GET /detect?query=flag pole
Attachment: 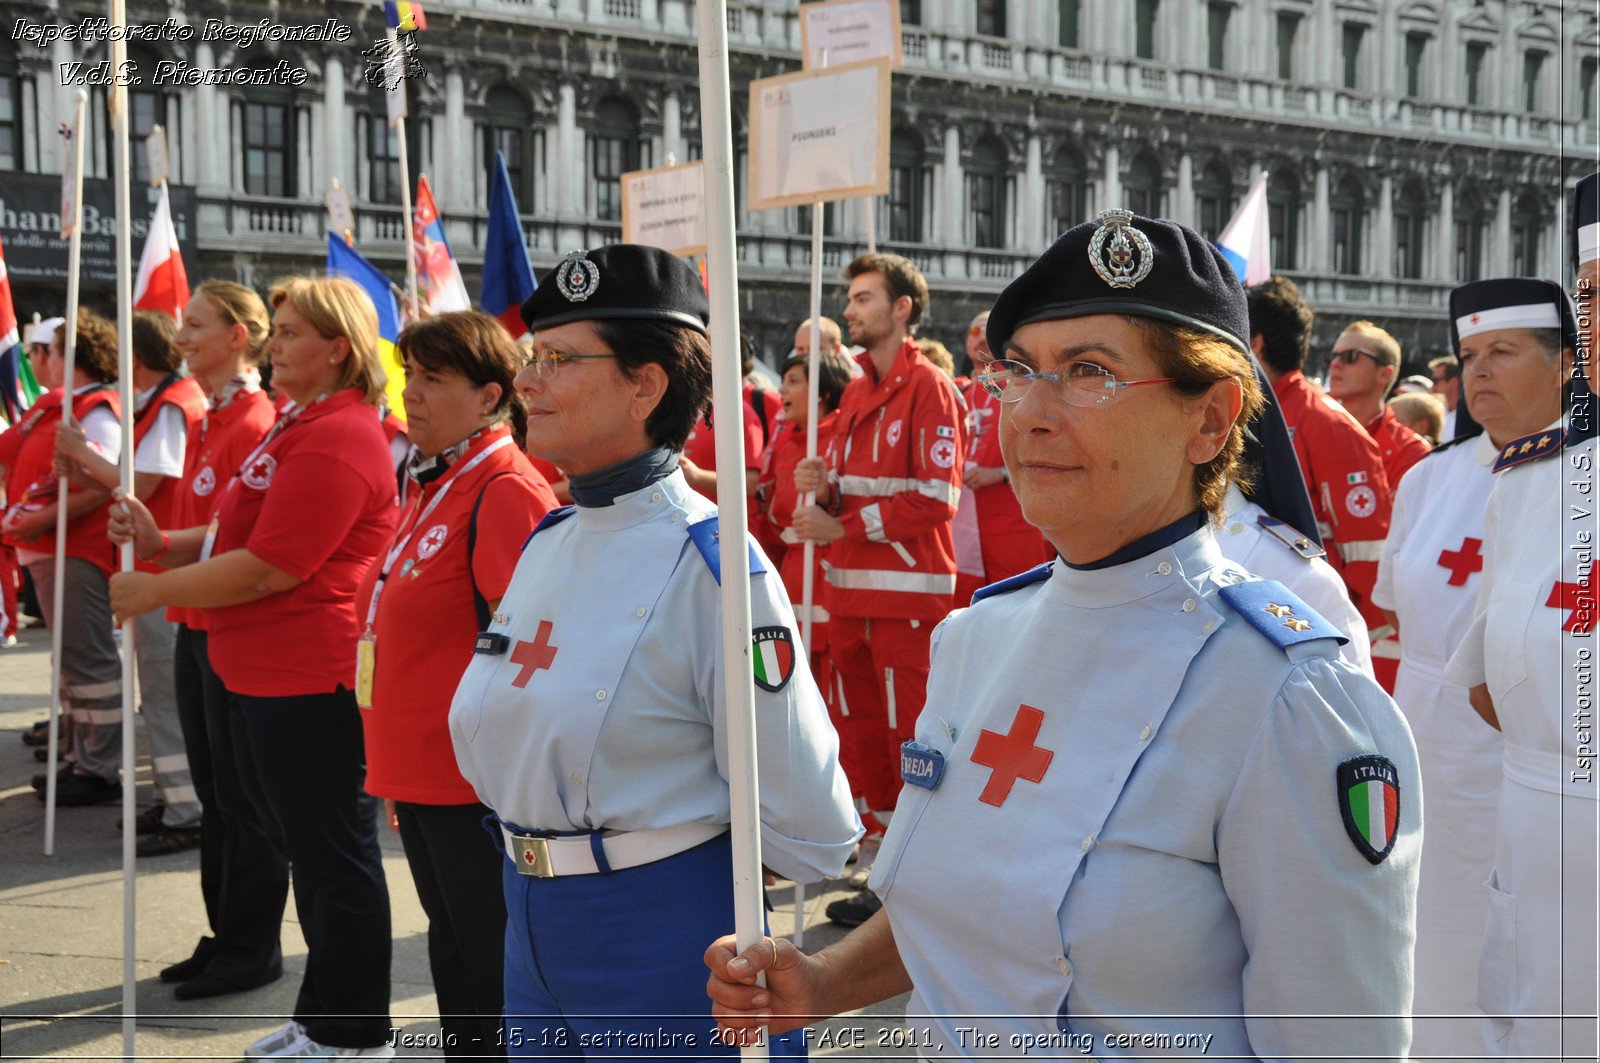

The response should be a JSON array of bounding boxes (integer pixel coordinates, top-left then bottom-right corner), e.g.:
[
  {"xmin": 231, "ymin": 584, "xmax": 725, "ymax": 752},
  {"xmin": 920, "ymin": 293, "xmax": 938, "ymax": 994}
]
[
  {"xmin": 43, "ymin": 89, "xmax": 89, "ymax": 858},
  {"xmin": 693, "ymin": 0, "xmax": 768, "ymax": 1056},
  {"xmin": 110, "ymin": 0, "xmax": 139, "ymax": 1051},
  {"xmin": 800, "ymin": 201, "xmax": 823, "ymax": 661},
  {"xmin": 385, "ymin": 30, "xmax": 419, "ymax": 321}
]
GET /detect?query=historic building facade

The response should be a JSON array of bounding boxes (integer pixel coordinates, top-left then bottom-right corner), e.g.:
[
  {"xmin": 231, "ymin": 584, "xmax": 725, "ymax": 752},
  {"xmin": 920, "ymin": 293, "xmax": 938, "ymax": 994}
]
[{"xmin": 2, "ymin": 0, "xmax": 1595, "ymax": 367}]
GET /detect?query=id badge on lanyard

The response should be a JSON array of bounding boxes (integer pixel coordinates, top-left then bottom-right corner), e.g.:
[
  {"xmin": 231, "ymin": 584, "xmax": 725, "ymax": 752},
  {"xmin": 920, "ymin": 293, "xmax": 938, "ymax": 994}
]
[{"xmin": 354, "ymin": 434, "xmax": 512, "ymax": 711}]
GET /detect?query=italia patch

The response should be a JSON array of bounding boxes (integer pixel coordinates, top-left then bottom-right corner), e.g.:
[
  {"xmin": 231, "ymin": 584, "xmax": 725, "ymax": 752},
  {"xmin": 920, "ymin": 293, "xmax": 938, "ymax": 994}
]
[
  {"xmin": 1337, "ymin": 755, "xmax": 1400, "ymax": 865},
  {"xmin": 752, "ymin": 626, "xmax": 795, "ymax": 692}
]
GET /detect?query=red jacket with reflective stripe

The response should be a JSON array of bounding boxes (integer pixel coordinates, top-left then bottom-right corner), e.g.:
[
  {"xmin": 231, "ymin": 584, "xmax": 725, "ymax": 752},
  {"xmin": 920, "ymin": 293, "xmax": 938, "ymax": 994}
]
[
  {"xmin": 2, "ymin": 387, "xmax": 122, "ymax": 573},
  {"xmin": 822, "ymin": 339, "xmax": 965, "ymax": 622},
  {"xmin": 1271, "ymin": 370, "xmax": 1392, "ymax": 614},
  {"xmin": 134, "ymin": 376, "xmax": 208, "ymax": 574},
  {"xmin": 1365, "ymin": 406, "xmax": 1432, "ymax": 492}
]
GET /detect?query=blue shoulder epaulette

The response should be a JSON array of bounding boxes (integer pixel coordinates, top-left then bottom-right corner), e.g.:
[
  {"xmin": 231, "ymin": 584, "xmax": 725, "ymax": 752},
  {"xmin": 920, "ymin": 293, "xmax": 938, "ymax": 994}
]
[
  {"xmin": 971, "ymin": 561, "xmax": 1054, "ymax": 604},
  {"xmin": 686, "ymin": 516, "xmax": 767, "ymax": 586},
  {"xmin": 1256, "ymin": 515, "xmax": 1325, "ymax": 561},
  {"xmin": 1493, "ymin": 427, "xmax": 1564, "ymax": 473},
  {"xmin": 523, "ymin": 505, "xmax": 576, "ymax": 549},
  {"xmin": 1217, "ymin": 579, "xmax": 1349, "ymax": 651}
]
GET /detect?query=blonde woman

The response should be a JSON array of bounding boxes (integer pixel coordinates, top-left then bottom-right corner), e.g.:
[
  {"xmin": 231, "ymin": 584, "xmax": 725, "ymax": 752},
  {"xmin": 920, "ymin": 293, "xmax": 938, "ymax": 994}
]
[{"xmin": 110, "ymin": 275, "xmax": 400, "ymax": 1059}]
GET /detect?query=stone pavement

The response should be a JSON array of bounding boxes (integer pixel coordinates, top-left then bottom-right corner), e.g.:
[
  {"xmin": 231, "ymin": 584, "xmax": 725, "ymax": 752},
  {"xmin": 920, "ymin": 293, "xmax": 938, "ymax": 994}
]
[{"xmin": 0, "ymin": 625, "xmax": 912, "ymax": 1060}]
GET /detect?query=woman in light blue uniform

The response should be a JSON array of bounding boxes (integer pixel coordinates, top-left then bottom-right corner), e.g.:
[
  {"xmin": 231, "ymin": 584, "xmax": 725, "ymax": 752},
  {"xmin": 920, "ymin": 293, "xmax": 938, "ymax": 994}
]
[
  {"xmin": 449, "ymin": 245, "xmax": 860, "ymax": 1058},
  {"xmin": 707, "ymin": 213, "xmax": 1421, "ymax": 1060}
]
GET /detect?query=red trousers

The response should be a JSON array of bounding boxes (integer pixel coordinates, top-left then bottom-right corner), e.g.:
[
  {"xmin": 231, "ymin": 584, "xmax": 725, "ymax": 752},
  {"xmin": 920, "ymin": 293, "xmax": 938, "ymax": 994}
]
[
  {"xmin": 827, "ymin": 615, "xmax": 933, "ymax": 814},
  {"xmin": 0, "ymin": 545, "xmax": 18, "ymax": 638}
]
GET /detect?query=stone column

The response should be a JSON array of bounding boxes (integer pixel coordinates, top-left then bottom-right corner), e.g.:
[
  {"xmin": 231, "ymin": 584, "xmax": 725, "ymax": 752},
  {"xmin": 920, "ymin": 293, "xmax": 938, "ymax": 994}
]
[
  {"xmin": 442, "ymin": 66, "xmax": 466, "ymax": 208},
  {"xmin": 322, "ymin": 53, "xmax": 346, "ymax": 199},
  {"xmin": 1311, "ymin": 164, "xmax": 1330, "ymax": 272},
  {"xmin": 557, "ymin": 81, "xmax": 578, "ymax": 216},
  {"xmin": 663, "ymin": 92, "xmax": 681, "ymax": 164},
  {"xmin": 1175, "ymin": 152, "xmax": 1194, "ymax": 227},
  {"xmin": 1435, "ymin": 180, "xmax": 1455, "ymax": 282},
  {"xmin": 1374, "ymin": 173, "xmax": 1393, "ymax": 277},
  {"xmin": 1102, "ymin": 142, "xmax": 1121, "ymax": 210},
  {"xmin": 1493, "ymin": 186, "xmax": 1511, "ymax": 269},
  {"xmin": 1023, "ymin": 133, "xmax": 1043, "ymax": 252},
  {"xmin": 942, "ymin": 123, "xmax": 963, "ymax": 246}
]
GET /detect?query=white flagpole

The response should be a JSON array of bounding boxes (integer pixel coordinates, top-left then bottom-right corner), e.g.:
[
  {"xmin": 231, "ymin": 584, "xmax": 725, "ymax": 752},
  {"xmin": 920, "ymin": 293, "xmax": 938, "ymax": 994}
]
[
  {"xmin": 110, "ymin": 0, "xmax": 138, "ymax": 1051},
  {"xmin": 865, "ymin": 198, "xmax": 877, "ymax": 254},
  {"xmin": 800, "ymin": 202, "xmax": 823, "ymax": 660},
  {"xmin": 43, "ymin": 90, "xmax": 89, "ymax": 858},
  {"xmin": 693, "ymin": 1, "xmax": 768, "ymax": 1057}
]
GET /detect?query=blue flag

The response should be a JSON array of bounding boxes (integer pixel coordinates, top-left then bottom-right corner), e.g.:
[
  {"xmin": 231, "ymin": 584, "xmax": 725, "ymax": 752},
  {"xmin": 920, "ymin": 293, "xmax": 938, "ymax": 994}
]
[{"xmin": 481, "ymin": 151, "xmax": 536, "ymax": 339}]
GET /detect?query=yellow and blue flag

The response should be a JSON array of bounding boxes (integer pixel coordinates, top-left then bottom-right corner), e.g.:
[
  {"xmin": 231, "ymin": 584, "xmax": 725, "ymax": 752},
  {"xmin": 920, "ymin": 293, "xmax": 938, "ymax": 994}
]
[{"xmin": 327, "ymin": 234, "xmax": 407, "ymax": 418}]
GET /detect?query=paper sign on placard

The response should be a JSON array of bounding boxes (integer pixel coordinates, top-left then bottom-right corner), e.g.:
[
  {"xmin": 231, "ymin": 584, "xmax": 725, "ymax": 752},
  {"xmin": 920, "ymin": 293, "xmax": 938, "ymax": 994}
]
[
  {"xmin": 327, "ymin": 180, "xmax": 355, "ymax": 238},
  {"xmin": 799, "ymin": 0, "xmax": 902, "ymax": 70},
  {"xmin": 747, "ymin": 58, "xmax": 891, "ymax": 212},
  {"xmin": 622, "ymin": 161, "xmax": 707, "ymax": 256},
  {"xmin": 145, "ymin": 126, "xmax": 169, "ymax": 187}
]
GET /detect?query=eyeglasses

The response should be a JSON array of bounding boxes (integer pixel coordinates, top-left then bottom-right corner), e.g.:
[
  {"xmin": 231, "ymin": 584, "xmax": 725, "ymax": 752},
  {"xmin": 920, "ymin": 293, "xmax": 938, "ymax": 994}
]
[
  {"xmin": 1332, "ymin": 348, "xmax": 1384, "ymax": 366},
  {"xmin": 978, "ymin": 358, "xmax": 1176, "ymax": 407},
  {"xmin": 968, "ymin": 325, "xmax": 986, "ymax": 337},
  {"xmin": 522, "ymin": 349, "xmax": 619, "ymax": 379}
]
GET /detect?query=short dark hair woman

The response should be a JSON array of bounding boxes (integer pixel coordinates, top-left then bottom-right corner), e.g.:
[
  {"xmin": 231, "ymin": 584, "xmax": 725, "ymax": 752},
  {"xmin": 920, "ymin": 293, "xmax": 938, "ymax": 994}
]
[
  {"xmin": 447, "ymin": 245, "xmax": 859, "ymax": 1057},
  {"xmin": 709, "ymin": 213, "xmax": 1421, "ymax": 1058},
  {"xmin": 357, "ymin": 311, "xmax": 559, "ymax": 1058}
]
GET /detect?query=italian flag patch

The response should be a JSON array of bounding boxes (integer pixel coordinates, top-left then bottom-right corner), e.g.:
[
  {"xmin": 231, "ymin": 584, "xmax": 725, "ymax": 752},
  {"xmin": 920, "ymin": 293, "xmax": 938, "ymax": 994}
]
[
  {"xmin": 752, "ymin": 626, "xmax": 796, "ymax": 693},
  {"xmin": 1336, "ymin": 755, "xmax": 1400, "ymax": 865}
]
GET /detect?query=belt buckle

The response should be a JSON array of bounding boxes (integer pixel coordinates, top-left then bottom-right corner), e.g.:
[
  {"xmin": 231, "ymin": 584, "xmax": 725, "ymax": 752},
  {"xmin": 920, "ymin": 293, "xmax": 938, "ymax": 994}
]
[{"xmin": 512, "ymin": 835, "xmax": 554, "ymax": 877}]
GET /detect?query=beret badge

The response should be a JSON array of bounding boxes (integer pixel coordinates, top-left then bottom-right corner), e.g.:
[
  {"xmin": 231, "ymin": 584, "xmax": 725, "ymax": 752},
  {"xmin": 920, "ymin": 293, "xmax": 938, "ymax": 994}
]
[
  {"xmin": 555, "ymin": 250, "xmax": 601, "ymax": 303},
  {"xmin": 1088, "ymin": 209, "xmax": 1154, "ymax": 290}
]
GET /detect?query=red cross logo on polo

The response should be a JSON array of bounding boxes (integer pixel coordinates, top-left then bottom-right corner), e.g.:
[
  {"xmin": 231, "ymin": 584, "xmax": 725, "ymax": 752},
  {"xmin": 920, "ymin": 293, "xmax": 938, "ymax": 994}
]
[
  {"xmin": 192, "ymin": 466, "xmax": 216, "ymax": 496},
  {"xmin": 1436, "ymin": 537, "xmax": 1484, "ymax": 587},
  {"xmin": 970, "ymin": 704, "xmax": 1054, "ymax": 807},
  {"xmin": 510, "ymin": 620, "xmax": 559, "ymax": 688},
  {"xmin": 886, "ymin": 419, "xmax": 903, "ymax": 448},
  {"xmin": 242, "ymin": 454, "xmax": 277, "ymax": 490},
  {"xmin": 416, "ymin": 523, "xmax": 449, "ymax": 559},
  {"xmin": 1344, "ymin": 485, "xmax": 1376, "ymax": 518},
  {"xmin": 1546, "ymin": 570, "xmax": 1597, "ymax": 633}
]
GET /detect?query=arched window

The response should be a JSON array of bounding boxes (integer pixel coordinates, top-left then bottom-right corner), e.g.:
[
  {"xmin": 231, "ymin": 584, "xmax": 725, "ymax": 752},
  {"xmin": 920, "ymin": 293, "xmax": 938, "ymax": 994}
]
[
  {"xmin": 483, "ymin": 86, "xmax": 533, "ymax": 206},
  {"xmin": 1049, "ymin": 144, "xmax": 1090, "ymax": 236},
  {"xmin": 1267, "ymin": 173, "xmax": 1301, "ymax": 270},
  {"xmin": 242, "ymin": 93, "xmax": 296, "ymax": 197},
  {"xmin": 1330, "ymin": 175, "xmax": 1366, "ymax": 275},
  {"xmin": 0, "ymin": 48, "xmax": 20, "ymax": 171},
  {"xmin": 975, "ymin": 0, "xmax": 1006, "ymax": 37},
  {"xmin": 1195, "ymin": 161, "xmax": 1232, "ymax": 240},
  {"xmin": 1453, "ymin": 186, "xmax": 1490, "ymax": 282},
  {"xmin": 1124, "ymin": 152, "xmax": 1163, "ymax": 217},
  {"xmin": 1511, "ymin": 193, "xmax": 1542, "ymax": 276},
  {"xmin": 968, "ymin": 136, "xmax": 1007, "ymax": 248},
  {"xmin": 1392, "ymin": 178, "xmax": 1428, "ymax": 279},
  {"xmin": 591, "ymin": 98, "xmax": 643, "ymax": 221},
  {"xmin": 888, "ymin": 127, "xmax": 926, "ymax": 243}
]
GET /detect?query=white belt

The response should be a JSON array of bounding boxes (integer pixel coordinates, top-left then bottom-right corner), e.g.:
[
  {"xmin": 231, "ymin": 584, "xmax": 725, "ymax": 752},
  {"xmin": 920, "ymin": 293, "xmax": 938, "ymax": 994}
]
[{"xmin": 499, "ymin": 820, "xmax": 725, "ymax": 877}]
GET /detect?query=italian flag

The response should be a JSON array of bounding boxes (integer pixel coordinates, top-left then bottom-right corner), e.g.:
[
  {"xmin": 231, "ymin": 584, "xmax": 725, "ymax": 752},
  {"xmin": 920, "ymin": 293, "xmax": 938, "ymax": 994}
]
[
  {"xmin": 1349, "ymin": 778, "xmax": 1398, "ymax": 851},
  {"xmin": 753, "ymin": 636, "xmax": 792, "ymax": 688}
]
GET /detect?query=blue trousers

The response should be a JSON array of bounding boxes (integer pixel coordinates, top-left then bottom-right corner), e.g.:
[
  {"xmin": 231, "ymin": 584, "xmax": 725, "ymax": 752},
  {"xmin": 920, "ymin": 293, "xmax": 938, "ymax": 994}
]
[{"xmin": 500, "ymin": 831, "xmax": 805, "ymax": 1060}]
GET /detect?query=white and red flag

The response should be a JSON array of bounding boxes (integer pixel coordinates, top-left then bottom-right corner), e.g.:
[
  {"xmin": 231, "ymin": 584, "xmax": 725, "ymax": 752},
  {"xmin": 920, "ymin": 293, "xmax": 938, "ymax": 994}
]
[
  {"xmin": 132, "ymin": 184, "xmax": 189, "ymax": 320},
  {"xmin": 413, "ymin": 175, "xmax": 471, "ymax": 314}
]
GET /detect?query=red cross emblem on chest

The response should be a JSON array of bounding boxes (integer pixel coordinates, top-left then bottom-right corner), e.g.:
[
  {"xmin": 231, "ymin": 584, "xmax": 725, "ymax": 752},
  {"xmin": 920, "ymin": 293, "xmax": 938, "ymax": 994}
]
[
  {"xmin": 1436, "ymin": 537, "xmax": 1484, "ymax": 586},
  {"xmin": 970, "ymin": 704, "xmax": 1054, "ymax": 807},
  {"xmin": 510, "ymin": 620, "xmax": 559, "ymax": 688},
  {"xmin": 1546, "ymin": 571, "xmax": 1597, "ymax": 634}
]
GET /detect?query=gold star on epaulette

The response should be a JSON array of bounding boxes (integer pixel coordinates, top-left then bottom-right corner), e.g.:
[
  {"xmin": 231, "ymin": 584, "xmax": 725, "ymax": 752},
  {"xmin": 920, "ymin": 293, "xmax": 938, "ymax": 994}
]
[
  {"xmin": 1520, "ymin": 440, "xmax": 1536, "ymax": 454},
  {"xmin": 1538, "ymin": 435, "xmax": 1554, "ymax": 448},
  {"xmin": 1283, "ymin": 618, "xmax": 1312, "ymax": 632},
  {"xmin": 1265, "ymin": 603, "xmax": 1292, "ymax": 617},
  {"xmin": 1504, "ymin": 445, "xmax": 1517, "ymax": 459}
]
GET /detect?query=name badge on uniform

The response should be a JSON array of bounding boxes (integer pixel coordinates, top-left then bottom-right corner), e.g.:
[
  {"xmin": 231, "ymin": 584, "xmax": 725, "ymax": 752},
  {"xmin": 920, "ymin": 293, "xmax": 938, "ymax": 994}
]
[
  {"xmin": 354, "ymin": 630, "xmax": 376, "ymax": 709},
  {"xmin": 475, "ymin": 632, "xmax": 510, "ymax": 655},
  {"xmin": 901, "ymin": 741, "xmax": 945, "ymax": 790},
  {"xmin": 199, "ymin": 516, "xmax": 220, "ymax": 562}
]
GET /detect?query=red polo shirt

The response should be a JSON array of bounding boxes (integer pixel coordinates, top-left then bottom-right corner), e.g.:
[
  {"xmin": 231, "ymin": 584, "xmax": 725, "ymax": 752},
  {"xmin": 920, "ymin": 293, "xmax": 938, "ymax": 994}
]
[
  {"xmin": 1365, "ymin": 405, "xmax": 1432, "ymax": 490},
  {"xmin": 205, "ymin": 389, "xmax": 400, "ymax": 697},
  {"xmin": 355, "ymin": 428, "xmax": 557, "ymax": 804},
  {"xmin": 166, "ymin": 388, "xmax": 277, "ymax": 629}
]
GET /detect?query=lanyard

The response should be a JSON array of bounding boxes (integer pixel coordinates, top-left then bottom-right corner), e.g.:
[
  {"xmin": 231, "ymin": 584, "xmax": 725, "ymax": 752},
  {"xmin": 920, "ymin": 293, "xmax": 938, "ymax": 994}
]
[{"xmin": 363, "ymin": 434, "xmax": 513, "ymax": 630}]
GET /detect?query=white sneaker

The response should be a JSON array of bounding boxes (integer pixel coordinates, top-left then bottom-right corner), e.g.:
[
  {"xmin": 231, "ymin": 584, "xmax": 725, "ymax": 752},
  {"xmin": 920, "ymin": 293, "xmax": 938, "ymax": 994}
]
[
  {"xmin": 0, "ymin": 634, "xmax": 17, "ymax": 647},
  {"xmin": 266, "ymin": 1037, "xmax": 395, "ymax": 1059},
  {"xmin": 245, "ymin": 1021, "xmax": 306, "ymax": 1060}
]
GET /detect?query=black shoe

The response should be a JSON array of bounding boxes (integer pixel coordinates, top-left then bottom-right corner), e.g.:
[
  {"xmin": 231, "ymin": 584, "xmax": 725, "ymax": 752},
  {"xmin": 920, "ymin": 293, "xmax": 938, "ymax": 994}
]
[
  {"xmin": 31, "ymin": 765, "xmax": 73, "ymax": 791},
  {"xmin": 42, "ymin": 771, "xmax": 120, "ymax": 806},
  {"xmin": 33, "ymin": 744, "xmax": 67, "ymax": 762},
  {"xmin": 118, "ymin": 804, "xmax": 167, "ymax": 835},
  {"xmin": 160, "ymin": 940, "xmax": 219, "ymax": 984},
  {"xmin": 173, "ymin": 964, "xmax": 282, "ymax": 1001},
  {"xmin": 22, "ymin": 721, "xmax": 50, "ymax": 746},
  {"xmin": 137, "ymin": 826, "xmax": 201, "ymax": 857},
  {"xmin": 825, "ymin": 889, "xmax": 882, "ymax": 929}
]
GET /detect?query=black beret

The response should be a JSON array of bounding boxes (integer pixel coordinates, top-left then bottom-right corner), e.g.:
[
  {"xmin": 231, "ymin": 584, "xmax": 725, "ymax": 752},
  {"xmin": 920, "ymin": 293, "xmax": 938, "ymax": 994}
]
[
  {"xmin": 1574, "ymin": 171, "xmax": 1598, "ymax": 272},
  {"xmin": 986, "ymin": 209, "xmax": 1251, "ymax": 357},
  {"xmin": 521, "ymin": 245, "xmax": 710, "ymax": 336}
]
